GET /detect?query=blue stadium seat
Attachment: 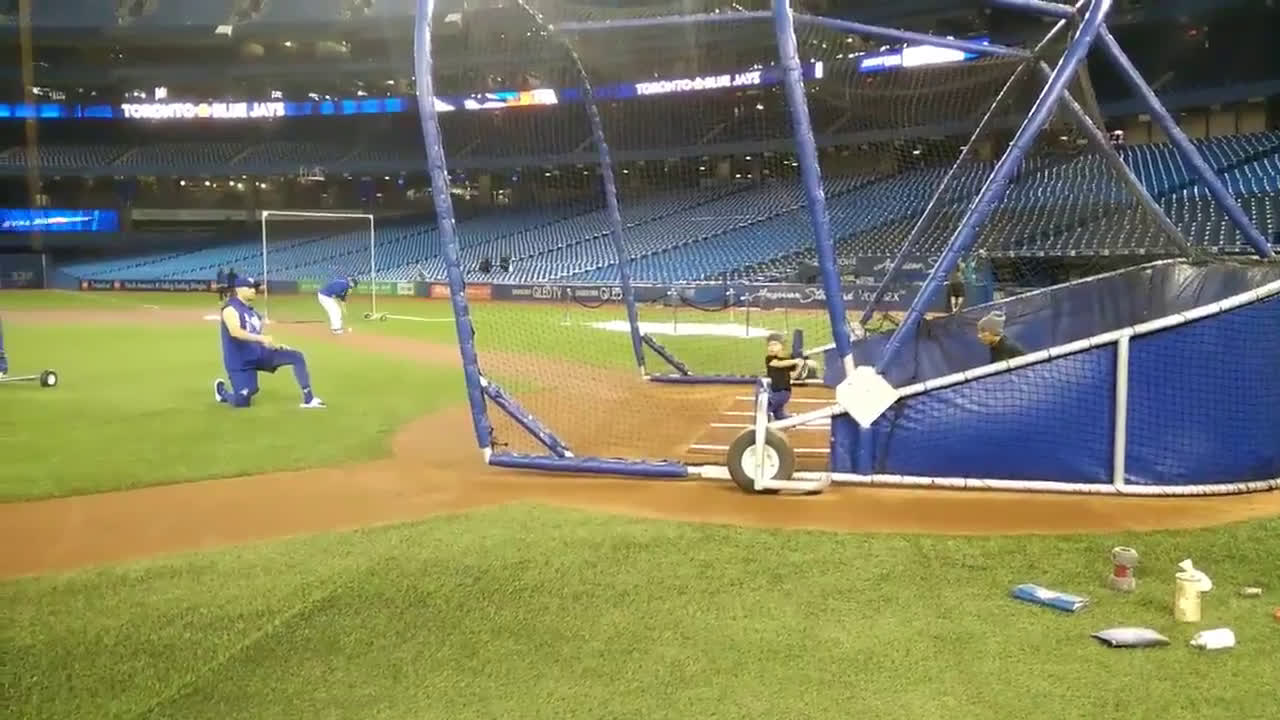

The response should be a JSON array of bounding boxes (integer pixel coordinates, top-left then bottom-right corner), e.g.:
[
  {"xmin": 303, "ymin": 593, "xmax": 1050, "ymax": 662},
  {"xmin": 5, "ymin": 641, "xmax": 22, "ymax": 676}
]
[{"xmin": 57, "ymin": 131, "xmax": 1280, "ymax": 286}]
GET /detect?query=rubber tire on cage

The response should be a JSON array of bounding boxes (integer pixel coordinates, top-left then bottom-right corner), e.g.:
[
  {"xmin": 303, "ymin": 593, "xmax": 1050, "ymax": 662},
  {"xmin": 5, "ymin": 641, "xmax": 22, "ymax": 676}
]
[
  {"xmin": 379, "ymin": 313, "xmax": 389, "ymax": 322},
  {"xmin": 363, "ymin": 312, "xmax": 373, "ymax": 320},
  {"xmin": 39, "ymin": 369, "xmax": 58, "ymax": 389},
  {"xmin": 726, "ymin": 428, "xmax": 795, "ymax": 494}
]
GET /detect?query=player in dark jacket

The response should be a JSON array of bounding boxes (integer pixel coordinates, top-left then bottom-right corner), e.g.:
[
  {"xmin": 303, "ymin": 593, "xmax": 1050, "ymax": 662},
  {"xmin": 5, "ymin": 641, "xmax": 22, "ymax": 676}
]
[{"xmin": 977, "ymin": 310, "xmax": 1026, "ymax": 363}]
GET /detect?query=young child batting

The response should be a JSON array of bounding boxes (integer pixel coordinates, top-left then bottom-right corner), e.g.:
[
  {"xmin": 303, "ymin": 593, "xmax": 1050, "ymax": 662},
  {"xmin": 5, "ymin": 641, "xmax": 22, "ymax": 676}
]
[{"xmin": 764, "ymin": 333, "xmax": 808, "ymax": 421}]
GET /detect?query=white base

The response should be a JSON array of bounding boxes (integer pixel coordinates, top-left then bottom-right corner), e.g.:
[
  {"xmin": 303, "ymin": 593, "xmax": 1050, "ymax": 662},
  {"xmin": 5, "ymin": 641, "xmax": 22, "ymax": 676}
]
[
  {"xmin": 690, "ymin": 466, "xmax": 1279, "ymax": 496},
  {"xmin": 790, "ymin": 471, "xmax": 1280, "ymax": 496},
  {"xmin": 758, "ymin": 476, "xmax": 832, "ymax": 493},
  {"xmin": 691, "ymin": 465, "xmax": 832, "ymax": 493}
]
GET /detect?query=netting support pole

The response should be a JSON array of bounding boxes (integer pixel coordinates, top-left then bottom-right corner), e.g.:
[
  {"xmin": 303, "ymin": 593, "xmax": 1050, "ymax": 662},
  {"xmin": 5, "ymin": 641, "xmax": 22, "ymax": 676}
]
[
  {"xmin": 577, "ymin": 92, "xmax": 647, "ymax": 372},
  {"xmin": 1036, "ymin": 63, "xmax": 1194, "ymax": 256},
  {"xmin": 772, "ymin": 0, "xmax": 854, "ymax": 370},
  {"xmin": 1094, "ymin": 28, "xmax": 1274, "ymax": 259},
  {"xmin": 517, "ymin": 1, "xmax": 647, "ymax": 373},
  {"xmin": 991, "ymin": 0, "xmax": 1274, "ymax": 258},
  {"xmin": 875, "ymin": 0, "xmax": 1112, "ymax": 376},
  {"xmin": 860, "ymin": 3, "xmax": 1082, "ymax": 326},
  {"xmin": 413, "ymin": 0, "xmax": 493, "ymax": 451}
]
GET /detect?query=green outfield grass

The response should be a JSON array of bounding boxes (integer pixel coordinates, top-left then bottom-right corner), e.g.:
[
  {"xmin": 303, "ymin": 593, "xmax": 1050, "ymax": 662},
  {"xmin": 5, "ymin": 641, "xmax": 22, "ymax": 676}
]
[
  {"xmin": 0, "ymin": 305, "xmax": 461, "ymax": 500},
  {"xmin": 5, "ymin": 505, "xmax": 1278, "ymax": 720},
  {"xmin": 4, "ymin": 288, "xmax": 857, "ymax": 377}
]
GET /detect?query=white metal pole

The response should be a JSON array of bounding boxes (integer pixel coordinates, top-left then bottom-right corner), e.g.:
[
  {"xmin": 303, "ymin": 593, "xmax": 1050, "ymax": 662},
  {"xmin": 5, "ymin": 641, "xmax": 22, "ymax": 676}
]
[
  {"xmin": 260, "ymin": 210, "xmax": 270, "ymax": 322},
  {"xmin": 368, "ymin": 214, "xmax": 377, "ymax": 317},
  {"xmin": 40, "ymin": 252, "xmax": 47, "ymax": 289},
  {"xmin": 1112, "ymin": 334, "xmax": 1131, "ymax": 488},
  {"xmin": 754, "ymin": 379, "xmax": 770, "ymax": 491}
]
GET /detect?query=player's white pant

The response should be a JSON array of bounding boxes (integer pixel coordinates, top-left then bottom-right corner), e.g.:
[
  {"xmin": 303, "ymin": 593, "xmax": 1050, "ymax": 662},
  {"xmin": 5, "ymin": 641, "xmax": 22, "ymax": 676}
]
[{"xmin": 317, "ymin": 293, "xmax": 344, "ymax": 331}]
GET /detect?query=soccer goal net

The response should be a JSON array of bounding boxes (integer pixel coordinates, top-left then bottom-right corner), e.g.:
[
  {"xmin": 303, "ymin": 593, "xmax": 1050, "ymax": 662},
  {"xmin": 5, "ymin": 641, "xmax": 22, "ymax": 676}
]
[{"xmin": 258, "ymin": 210, "xmax": 377, "ymax": 326}]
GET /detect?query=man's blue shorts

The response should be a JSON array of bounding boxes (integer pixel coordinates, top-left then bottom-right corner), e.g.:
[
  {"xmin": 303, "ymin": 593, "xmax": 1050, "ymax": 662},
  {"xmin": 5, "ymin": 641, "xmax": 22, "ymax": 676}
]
[{"xmin": 228, "ymin": 348, "xmax": 298, "ymax": 398}]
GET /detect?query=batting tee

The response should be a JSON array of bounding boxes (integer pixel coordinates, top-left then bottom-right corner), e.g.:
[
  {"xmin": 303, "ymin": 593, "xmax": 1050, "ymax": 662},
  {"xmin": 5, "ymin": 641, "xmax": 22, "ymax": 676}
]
[{"xmin": 414, "ymin": 0, "xmax": 1280, "ymax": 494}]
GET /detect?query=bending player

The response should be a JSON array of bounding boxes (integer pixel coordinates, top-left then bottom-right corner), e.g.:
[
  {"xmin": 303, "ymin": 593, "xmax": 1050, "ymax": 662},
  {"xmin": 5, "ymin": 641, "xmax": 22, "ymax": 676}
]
[
  {"xmin": 317, "ymin": 275, "xmax": 357, "ymax": 334},
  {"xmin": 214, "ymin": 276, "xmax": 325, "ymax": 408}
]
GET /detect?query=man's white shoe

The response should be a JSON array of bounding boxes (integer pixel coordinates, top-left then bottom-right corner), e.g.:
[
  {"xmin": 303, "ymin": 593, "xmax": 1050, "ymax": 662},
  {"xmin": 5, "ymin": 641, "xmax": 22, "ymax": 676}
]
[
  {"xmin": 301, "ymin": 397, "xmax": 327, "ymax": 408},
  {"xmin": 213, "ymin": 378, "xmax": 228, "ymax": 403}
]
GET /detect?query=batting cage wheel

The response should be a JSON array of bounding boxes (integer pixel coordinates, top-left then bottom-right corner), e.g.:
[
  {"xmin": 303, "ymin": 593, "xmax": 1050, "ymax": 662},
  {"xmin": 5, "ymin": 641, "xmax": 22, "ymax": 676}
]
[
  {"xmin": 726, "ymin": 428, "xmax": 795, "ymax": 494},
  {"xmin": 0, "ymin": 369, "xmax": 59, "ymax": 388},
  {"xmin": 362, "ymin": 312, "xmax": 390, "ymax": 321}
]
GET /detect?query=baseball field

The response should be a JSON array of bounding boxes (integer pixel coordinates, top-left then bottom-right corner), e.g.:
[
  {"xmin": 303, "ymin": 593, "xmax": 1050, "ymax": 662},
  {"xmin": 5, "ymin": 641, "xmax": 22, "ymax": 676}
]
[{"xmin": 3, "ymin": 288, "xmax": 1279, "ymax": 719}]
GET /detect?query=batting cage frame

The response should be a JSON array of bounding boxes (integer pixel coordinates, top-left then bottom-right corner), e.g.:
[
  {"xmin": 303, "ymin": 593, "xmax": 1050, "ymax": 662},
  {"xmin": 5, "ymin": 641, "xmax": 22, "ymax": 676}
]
[{"xmin": 414, "ymin": 0, "xmax": 1279, "ymax": 494}]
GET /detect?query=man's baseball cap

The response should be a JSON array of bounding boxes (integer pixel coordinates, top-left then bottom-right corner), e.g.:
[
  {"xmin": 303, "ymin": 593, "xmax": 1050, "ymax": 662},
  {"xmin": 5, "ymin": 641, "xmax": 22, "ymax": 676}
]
[{"xmin": 233, "ymin": 276, "xmax": 261, "ymax": 288}]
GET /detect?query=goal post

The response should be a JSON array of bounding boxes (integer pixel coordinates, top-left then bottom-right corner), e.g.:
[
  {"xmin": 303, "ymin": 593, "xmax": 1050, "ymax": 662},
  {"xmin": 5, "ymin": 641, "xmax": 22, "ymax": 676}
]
[{"xmin": 258, "ymin": 210, "xmax": 377, "ymax": 325}]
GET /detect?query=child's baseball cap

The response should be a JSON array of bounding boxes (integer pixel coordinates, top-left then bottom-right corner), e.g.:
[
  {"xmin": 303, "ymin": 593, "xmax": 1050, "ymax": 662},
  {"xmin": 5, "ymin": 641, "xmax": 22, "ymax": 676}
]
[{"xmin": 233, "ymin": 276, "xmax": 261, "ymax": 288}]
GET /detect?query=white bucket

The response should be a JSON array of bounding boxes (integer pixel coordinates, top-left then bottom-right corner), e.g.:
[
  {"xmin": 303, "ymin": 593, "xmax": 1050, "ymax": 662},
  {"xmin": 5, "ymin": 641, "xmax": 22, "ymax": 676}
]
[{"xmin": 1174, "ymin": 571, "xmax": 1203, "ymax": 623}]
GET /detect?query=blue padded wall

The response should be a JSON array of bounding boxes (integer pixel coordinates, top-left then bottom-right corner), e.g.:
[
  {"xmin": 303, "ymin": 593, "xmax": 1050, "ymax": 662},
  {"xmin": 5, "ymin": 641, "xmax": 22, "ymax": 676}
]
[
  {"xmin": 880, "ymin": 261, "xmax": 1280, "ymax": 386},
  {"xmin": 1123, "ymin": 293, "xmax": 1280, "ymax": 485},
  {"xmin": 833, "ymin": 343, "xmax": 1118, "ymax": 484},
  {"xmin": 831, "ymin": 290, "xmax": 1279, "ymax": 487}
]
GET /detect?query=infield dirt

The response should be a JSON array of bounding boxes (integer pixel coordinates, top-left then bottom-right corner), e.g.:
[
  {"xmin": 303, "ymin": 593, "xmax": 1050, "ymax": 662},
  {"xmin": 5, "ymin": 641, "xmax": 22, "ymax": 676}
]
[{"xmin": 3, "ymin": 307, "xmax": 1279, "ymax": 578}]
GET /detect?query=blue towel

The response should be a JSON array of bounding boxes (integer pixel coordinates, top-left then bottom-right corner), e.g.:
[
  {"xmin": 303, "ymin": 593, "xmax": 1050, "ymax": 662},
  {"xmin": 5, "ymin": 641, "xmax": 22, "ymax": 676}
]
[{"xmin": 1011, "ymin": 583, "xmax": 1089, "ymax": 613}]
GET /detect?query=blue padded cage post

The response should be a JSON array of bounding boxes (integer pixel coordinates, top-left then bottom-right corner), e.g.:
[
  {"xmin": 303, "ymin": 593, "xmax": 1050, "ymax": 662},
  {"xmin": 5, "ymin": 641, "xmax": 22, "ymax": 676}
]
[
  {"xmin": 857, "ymin": 8, "xmax": 1076, "ymax": 327},
  {"xmin": 414, "ymin": 0, "xmax": 691, "ymax": 480},
  {"xmin": 1096, "ymin": 27, "xmax": 1274, "ymax": 259},
  {"xmin": 481, "ymin": 379, "xmax": 572, "ymax": 458},
  {"xmin": 513, "ymin": 0, "xmax": 648, "ymax": 372},
  {"xmin": 1037, "ymin": 64, "xmax": 1194, "ymax": 256},
  {"xmin": 772, "ymin": 0, "xmax": 854, "ymax": 370},
  {"xmin": 641, "ymin": 334, "xmax": 692, "ymax": 376},
  {"xmin": 989, "ymin": 0, "xmax": 1275, "ymax": 258},
  {"xmin": 875, "ymin": 0, "xmax": 1113, "ymax": 378},
  {"xmin": 412, "ymin": 0, "xmax": 492, "ymax": 451}
]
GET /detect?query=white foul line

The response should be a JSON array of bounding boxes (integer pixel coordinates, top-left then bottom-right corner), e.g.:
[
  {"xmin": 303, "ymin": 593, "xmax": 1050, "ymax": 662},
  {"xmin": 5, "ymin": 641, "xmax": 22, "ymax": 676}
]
[{"xmin": 385, "ymin": 314, "xmax": 453, "ymax": 323}]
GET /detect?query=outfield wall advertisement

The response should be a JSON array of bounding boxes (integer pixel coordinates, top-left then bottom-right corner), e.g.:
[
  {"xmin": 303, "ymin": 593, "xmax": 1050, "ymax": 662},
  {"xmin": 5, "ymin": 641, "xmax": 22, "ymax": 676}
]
[
  {"xmin": 477, "ymin": 282, "xmax": 942, "ymax": 312},
  {"xmin": 79, "ymin": 279, "xmax": 217, "ymax": 292},
  {"xmin": 68, "ymin": 278, "xmax": 941, "ymax": 312}
]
